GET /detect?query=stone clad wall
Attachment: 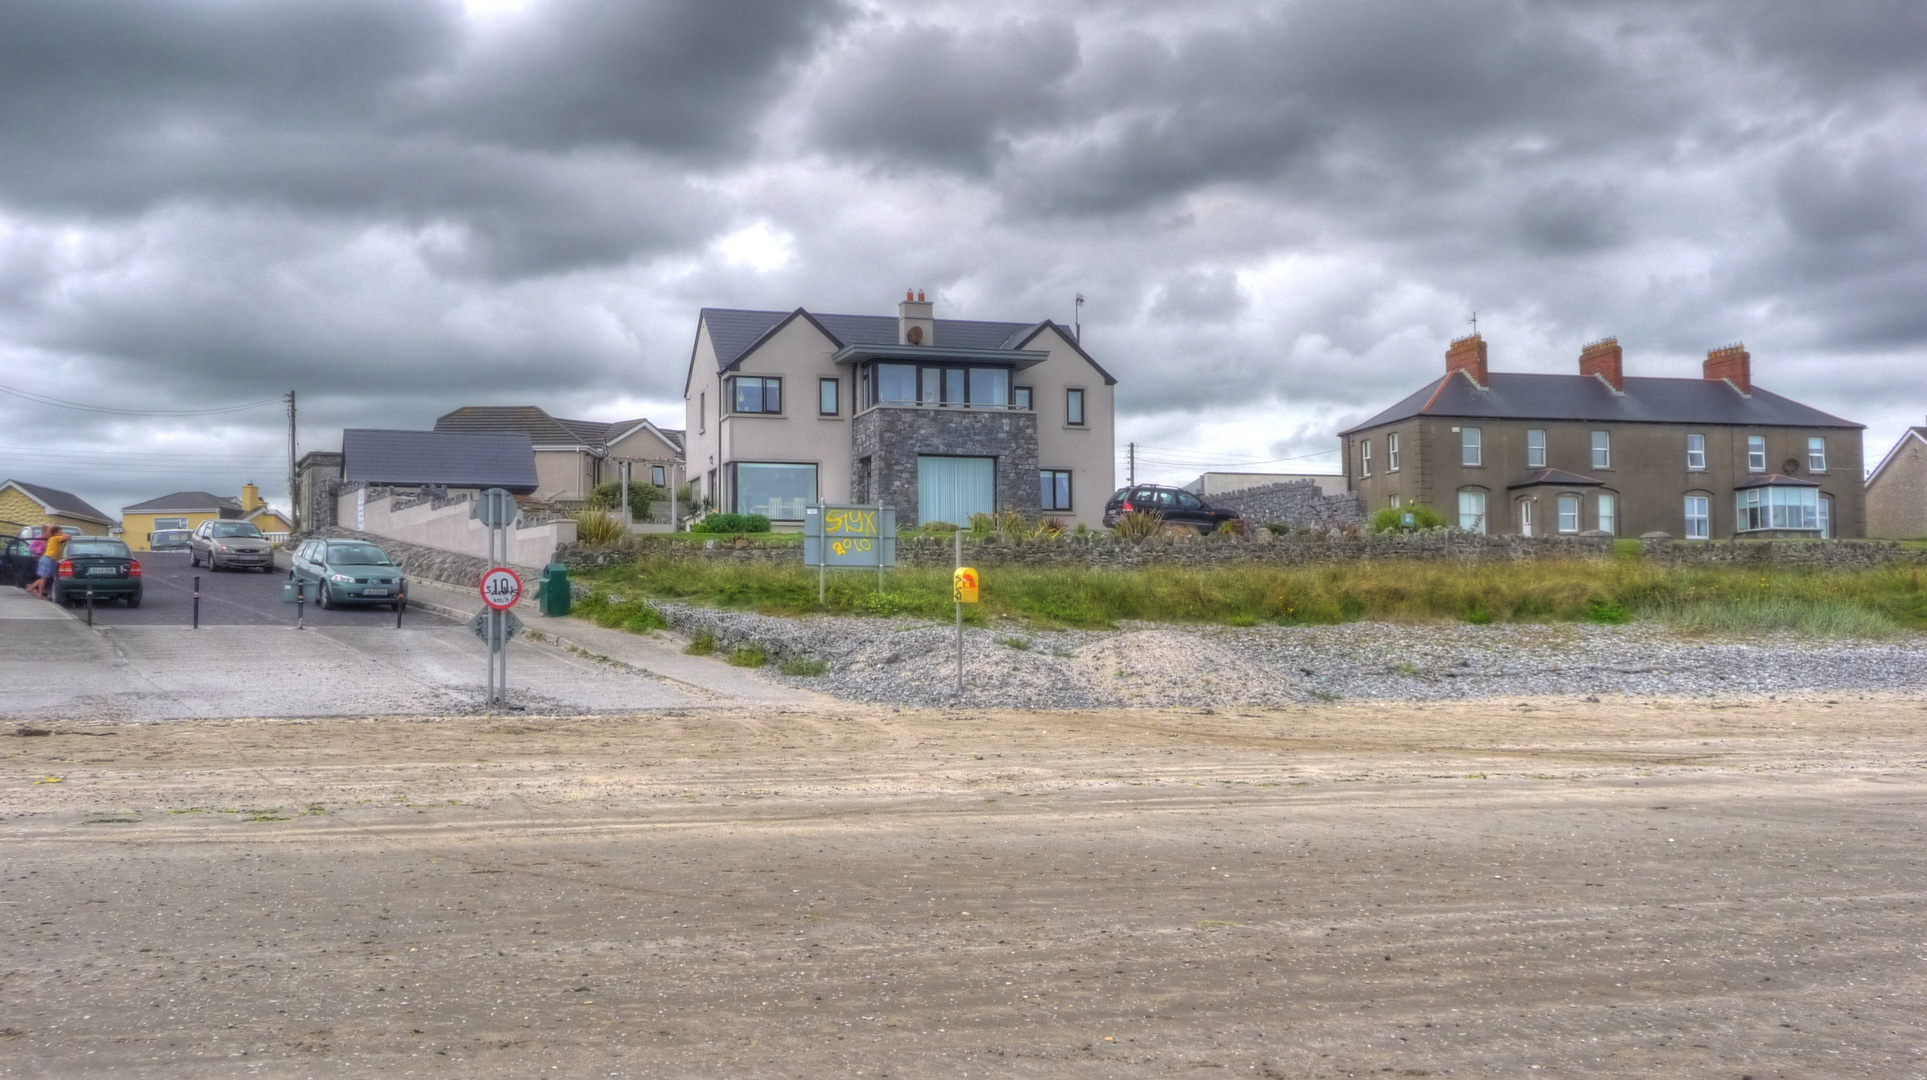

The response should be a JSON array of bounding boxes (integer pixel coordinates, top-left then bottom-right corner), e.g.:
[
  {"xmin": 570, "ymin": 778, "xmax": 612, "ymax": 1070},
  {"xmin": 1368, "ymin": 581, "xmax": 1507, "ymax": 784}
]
[
  {"xmin": 1639, "ymin": 537, "xmax": 1927, "ymax": 568},
  {"xmin": 1210, "ymin": 480, "xmax": 1366, "ymax": 530},
  {"xmin": 852, "ymin": 407, "xmax": 1038, "ymax": 525}
]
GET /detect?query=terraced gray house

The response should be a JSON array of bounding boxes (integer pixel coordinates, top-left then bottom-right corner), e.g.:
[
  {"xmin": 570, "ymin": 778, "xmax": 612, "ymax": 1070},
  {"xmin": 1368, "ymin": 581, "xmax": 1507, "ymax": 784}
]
[
  {"xmin": 1339, "ymin": 336, "xmax": 1865, "ymax": 539},
  {"xmin": 681, "ymin": 293, "xmax": 1116, "ymax": 529}
]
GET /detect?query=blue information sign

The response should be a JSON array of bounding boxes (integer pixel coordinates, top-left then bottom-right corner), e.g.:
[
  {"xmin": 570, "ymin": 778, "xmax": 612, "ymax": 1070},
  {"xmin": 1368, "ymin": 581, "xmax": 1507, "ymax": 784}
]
[{"xmin": 803, "ymin": 504, "xmax": 896, "ymax": 569}]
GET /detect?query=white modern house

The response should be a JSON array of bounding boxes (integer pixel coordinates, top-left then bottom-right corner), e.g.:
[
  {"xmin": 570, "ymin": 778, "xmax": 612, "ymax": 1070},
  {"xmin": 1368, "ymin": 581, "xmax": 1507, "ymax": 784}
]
[{"xmin": 681, "ymin": 292, "xmax": 1116, "ymax": 529}]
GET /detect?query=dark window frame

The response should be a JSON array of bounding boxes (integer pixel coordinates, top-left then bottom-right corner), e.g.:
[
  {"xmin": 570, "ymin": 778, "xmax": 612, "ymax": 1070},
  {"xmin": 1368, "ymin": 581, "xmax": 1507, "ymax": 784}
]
[
  {"xmin": 730, "ymin": 375, "xmax": 783, "ymax": 415},
  {"xmin": 818, "ymin": 377, "xmax": 840, "ymax": 417},
  {"xmin": 1040, "ymin": 469, "xmax": 1073, "ymax": 512},
  {"xmin": 1066, "ymin": 387, "xmax": 1086, "ymax": 426}
]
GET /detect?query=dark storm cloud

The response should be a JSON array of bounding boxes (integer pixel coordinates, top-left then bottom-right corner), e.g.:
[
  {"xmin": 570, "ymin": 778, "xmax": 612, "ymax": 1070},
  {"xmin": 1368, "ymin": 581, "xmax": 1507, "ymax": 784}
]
[
  {"xmin": 1514, "ymin": 182, "xmax": 1630, "ymax": 255},
  {"xmin": 804, "ymin": 17, "xmax": 1080, "ymax": 175}
]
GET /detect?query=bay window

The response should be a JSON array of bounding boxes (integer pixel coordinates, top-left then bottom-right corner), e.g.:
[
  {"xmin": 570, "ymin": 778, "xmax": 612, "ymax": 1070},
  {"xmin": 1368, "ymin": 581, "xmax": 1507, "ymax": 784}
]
[{"xmin": 1737, "ymin": 486, "xmax": 1820, "ymax": 531}]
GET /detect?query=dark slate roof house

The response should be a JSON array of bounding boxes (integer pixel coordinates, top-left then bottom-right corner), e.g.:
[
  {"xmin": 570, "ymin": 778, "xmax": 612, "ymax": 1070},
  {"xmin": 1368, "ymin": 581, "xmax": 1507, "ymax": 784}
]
[
  {"xmin": 1339, "ymin": 336, "xmax": 1865, "ymax": 540},
  {"xmin": 341, "ymin": 429, "xmax": 539, "ymax": 494}
]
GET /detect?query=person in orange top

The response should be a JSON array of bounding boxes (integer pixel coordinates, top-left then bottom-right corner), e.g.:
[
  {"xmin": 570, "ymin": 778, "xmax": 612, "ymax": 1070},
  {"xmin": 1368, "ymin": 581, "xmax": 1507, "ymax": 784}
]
[{"xmin": 35, "ymin": 528, "xmax": 70, "ymax": 601}]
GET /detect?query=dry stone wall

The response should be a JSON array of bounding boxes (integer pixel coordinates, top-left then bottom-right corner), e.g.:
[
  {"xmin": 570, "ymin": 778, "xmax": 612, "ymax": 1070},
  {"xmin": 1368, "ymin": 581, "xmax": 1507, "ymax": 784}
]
[
  {"xmin": 1210, "ymin": 480, "xmax": 1366, "ymax": 531},
  {"xmin": 1639, "ymin": 537, "xmax": 1927, "ymax": 568}
]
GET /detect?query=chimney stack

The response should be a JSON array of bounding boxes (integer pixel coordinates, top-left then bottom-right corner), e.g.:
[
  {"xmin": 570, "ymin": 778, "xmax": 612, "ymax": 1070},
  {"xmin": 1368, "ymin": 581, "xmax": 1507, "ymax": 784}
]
[
  {"xmin": 1445, "ymin": 333, "xmax": 1488, "ymax": 388},
  {"xmin": 1703, "ymin": 343, "xmax": 1750, "ymax": 395},
  {"xmin": 1579, "ymin": 337, "xmax": 1624, "ymax": 393},
  {"xmin": 898, "ymin": 289, "xmax": 934, "ymax": 346}
]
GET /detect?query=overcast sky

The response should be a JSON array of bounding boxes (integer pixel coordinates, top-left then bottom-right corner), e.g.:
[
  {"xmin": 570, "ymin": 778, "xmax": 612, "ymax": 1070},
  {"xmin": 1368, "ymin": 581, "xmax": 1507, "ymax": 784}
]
[{"xmin": 2, "ymin": 0, "xmax": 1923, "ymax": 518}]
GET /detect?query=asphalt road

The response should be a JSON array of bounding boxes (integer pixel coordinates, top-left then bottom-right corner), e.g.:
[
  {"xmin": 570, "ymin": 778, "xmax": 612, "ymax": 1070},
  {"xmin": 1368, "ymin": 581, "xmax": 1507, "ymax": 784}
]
[
  {"xmin": 72, "ymin": 550, "xmax": 446, "ymax": 627},
  {"xmin": 2, "ymin": 698, "xmax": 1922, "ymax": 1078}
]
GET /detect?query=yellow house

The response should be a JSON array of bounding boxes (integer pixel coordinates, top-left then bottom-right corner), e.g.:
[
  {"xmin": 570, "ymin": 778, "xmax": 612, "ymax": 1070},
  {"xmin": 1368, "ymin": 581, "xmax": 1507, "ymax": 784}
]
[
  {"xmin": 0, "ymin": 479, "xmax": 115, "ymax": 536},
  {"xmin": 121, "ymin": 484, "xmax": 292, "ymax": 550}
]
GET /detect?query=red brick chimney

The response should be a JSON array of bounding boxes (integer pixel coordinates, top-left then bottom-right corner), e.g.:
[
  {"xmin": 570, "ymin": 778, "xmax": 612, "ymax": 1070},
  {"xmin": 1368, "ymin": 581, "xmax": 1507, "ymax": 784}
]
[
  {"xmin": 1445, "ymin": 333, "xmax": 1488, "ymax": 388},
  {"xmin": 1704, "ymin": 343, "xmax": 1750, "ymax": 395},
  {"xmin": 1579, "ymin": 337, "xmax": 1624, "ymax": 393}
]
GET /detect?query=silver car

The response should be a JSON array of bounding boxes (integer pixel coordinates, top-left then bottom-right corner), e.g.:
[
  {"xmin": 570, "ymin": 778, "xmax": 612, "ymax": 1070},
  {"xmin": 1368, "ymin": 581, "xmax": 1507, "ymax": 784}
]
[{"xmin": 190, "ymin": 520, "xmax": 274, "ymax": 572}]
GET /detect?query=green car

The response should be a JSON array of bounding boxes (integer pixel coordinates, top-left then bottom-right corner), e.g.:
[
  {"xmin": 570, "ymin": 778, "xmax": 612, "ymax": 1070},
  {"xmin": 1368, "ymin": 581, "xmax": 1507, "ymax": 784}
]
[
  {"xmin": 289, "ymin": 538, "xmax": 407, "ymax": 611},
  {"xmin": 52, "ymin": 537, "xmax": 143, "ymax": 606}
]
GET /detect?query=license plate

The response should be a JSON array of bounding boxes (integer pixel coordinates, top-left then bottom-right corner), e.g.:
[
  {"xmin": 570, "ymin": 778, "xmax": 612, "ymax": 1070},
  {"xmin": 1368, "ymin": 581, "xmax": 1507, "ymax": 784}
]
[
  {"xmin": 87, "ymin": 567, "xmax": 116, "ymax": 576},
  {"xmin": 363, "ymin": 588, "xmax": 389, "ymax": 596}
]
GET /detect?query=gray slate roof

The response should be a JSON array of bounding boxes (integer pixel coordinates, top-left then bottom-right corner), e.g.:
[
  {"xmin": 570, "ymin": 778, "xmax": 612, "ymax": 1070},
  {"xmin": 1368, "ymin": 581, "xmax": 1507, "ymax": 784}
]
[
  {"xmin": 341, "ymin": 429, "xmax": 538, "ymax": 493},
  {"xmin": 1340, "ymin": 372, "xmax": 1861, "ymax": 435},
  {"xmin": 435, "ymin": 406, "xmax": 583, "ymax": 446},
  {"xmin": 123, "ymin": 491, "xmax": 244, "ymax": 513},
  {"xmin": 699, "ymin": 307, "xmax": 1117, "ymax": 384},
  {"xmin": 5, "ymin": 480, "xmax": 115, "ymax": 524}
]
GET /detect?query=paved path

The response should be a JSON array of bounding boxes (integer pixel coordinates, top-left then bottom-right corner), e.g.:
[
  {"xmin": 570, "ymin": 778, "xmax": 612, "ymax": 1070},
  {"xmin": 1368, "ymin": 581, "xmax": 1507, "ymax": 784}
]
[{"xmin": 70, "ymin": 550, "xmax": 450, "ymax": 628}]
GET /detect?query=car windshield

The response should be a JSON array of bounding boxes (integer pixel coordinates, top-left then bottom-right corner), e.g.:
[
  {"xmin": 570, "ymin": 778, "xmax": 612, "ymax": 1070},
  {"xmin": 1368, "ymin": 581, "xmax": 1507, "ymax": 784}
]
[
  {"xmin": 68, "ymin": 540, "xmax": 130, "ymax": 558},
  {"xmin": 328, "ymin": 544, "xmax": 393, "ymax": 566},
  {"xmin": 210, "ymin": 523, "xmax": 263, "ymax": 538}
]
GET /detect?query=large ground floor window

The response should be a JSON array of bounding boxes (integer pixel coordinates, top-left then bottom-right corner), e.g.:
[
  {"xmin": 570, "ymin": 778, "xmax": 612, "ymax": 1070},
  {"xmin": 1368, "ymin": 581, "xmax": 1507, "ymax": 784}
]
[
  {"xmin": 1737, "ymin": 486, "xmax": 1820, "ymax": 532},
  {"xmin": 918, "ymin": 456, "xmax": 995, "ymax": 525},
  {"xmin": 733, "ymin": 462, "xmax": 817, "ymax": 521},
  {"xmin": 1684, "ymin": 495, "xmax": 1710, "ymax": 540},
  {"xmin": 1457, "ymin": 490, "xmax": 1487, "ymax": 534}
]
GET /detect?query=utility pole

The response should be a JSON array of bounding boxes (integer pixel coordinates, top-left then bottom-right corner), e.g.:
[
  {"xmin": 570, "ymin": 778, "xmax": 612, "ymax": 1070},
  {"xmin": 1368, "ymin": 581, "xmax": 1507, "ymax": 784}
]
[
  {"xmin": 1128, "ymin": 441, "xmax": 1135, "ymax": 486},
  {"xmin": 286, "ymin": 390, "xmax": 298, "ymax": 531}
]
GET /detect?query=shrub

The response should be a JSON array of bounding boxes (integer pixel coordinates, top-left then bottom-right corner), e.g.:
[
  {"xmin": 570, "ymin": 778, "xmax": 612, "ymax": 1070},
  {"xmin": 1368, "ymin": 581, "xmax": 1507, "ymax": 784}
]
[
  {"xmin": 995, "ymin": 510, "xmax": 1030, "ymax": 541},
  {"xmin": 1035, "ymin": 517, "xmax": 1068, "ymax": 538},
  {"xmin": 1216, "ymin": 518, "xmax": 1249, "ymax": 537},
  {"xmin": 919, "ymin": 520, "xmax": 960, "ymax": 533},
  {"xmin": 585, "ymin": 481, "xmax": 662, "ymax": 516},
  {"xmin": 692, "ymin": 512, "xmax": 772, "ymax": 534},
  {"xmin": 726, "ymin": 644, "xmax": 768, "ymax": 667},
  {"xmin": 1111, "ymin": 508, "xmax": 1165, "ymax": 540},
  {"xmin": 778, "ymin": 657, "xmax": 829, "ymax": 676},
  {"xmin": 1371, "ymin": 504, "xmax": 1449, "ymax": 532},
  {"xmin": 572, "ymin": 510, "xmax": 628, "ymax": 545},
  {"xmin": 683, "ymin": 629, "xmax": 716, "ymax": 655},
  {"xmin": 999, "ymin": 636, "xmax": 1032, "ymax": 650},
  {"xmin": 967, "ymin": 512, "xmax": 996, "ymax": 537}
]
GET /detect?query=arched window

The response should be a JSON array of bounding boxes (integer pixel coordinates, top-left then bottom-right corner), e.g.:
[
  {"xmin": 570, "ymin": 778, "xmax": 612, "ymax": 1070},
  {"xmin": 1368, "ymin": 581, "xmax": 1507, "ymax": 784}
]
[
  {"xmin": 1457, "ymin": 488, "xmax": 1488, "ymax": 534},
  {"xmin": 1684, "ymin": 492, "xmax": 1711, "ymax": 540}
]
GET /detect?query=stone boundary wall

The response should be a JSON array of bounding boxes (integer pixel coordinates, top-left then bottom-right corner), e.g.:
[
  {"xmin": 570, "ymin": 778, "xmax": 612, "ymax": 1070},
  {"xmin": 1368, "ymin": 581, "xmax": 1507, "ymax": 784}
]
[
  {"xmin": 558, "ymin": 529, "xmax": 1620, "ymax": 571},
  {"xmin": 335, "ymin": 484, "xmax": 574, "ymax": 567},
  {"xmin": 1210, "ymin": 480, "xmax": 1366, "ymax": 531},
  {"xmin": 1640, "ymin": 537, "xmax": 1927, "ymax": 568}
]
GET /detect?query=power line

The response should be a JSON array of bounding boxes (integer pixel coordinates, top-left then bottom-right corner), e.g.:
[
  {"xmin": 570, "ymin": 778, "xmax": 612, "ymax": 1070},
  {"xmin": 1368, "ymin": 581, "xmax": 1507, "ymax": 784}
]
[{"xmin": 0, "ymin": 384, "xmax": 285, "ymax": 417}]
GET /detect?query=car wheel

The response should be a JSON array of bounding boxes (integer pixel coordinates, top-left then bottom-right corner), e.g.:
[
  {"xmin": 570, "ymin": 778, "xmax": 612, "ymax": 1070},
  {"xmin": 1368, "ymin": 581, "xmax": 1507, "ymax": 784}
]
[
  {"xmin": 126, "ymin": 592, "xmax": 141, "ymax": 608},
  {"xmin": 189, "ymin": 549, "xmax": 200, "ymax": 567},
  {"xmin": 317, "ymin": 582, "xmax": 333, "ymax": 610}
]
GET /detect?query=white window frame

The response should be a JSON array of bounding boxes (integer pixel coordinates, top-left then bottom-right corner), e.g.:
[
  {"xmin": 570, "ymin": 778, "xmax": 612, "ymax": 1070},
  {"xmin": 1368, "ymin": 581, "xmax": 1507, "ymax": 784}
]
[
  {"xmin": 1747, "ymin": 434, "xmax": 1766, "ymax": 472},
  {"xmin": 1360, "ymin": 439, "xmax": 1372, "ymax": 477},
  {"xmin": 1591, "ymin": 431, "xmax": 1611, "ymax": 470},
  {"xmin": 1526, "ymin": 429, "xmax": 1546, "ymax": 468},
  {"xmin": 1807, "ymin": 437, "xmax": 1827, "ymax": 473},
  {"xmin": 1557, "ymin": 494, "xmax": 1580, "ymax": 534},
  {"xmin": 1461, "ymin": 427, "xmax": 1482, "ymax": 467},
  {"xmin": 1686, "ymin": 433, "xmax": 1706, "ymax": 471},
  {"xmin": 1597, "ymin": 492, "xmax": 1616, "ymax": 536},
  {"xmin": 1684, "ymin": 495, "xmax": 1710, "ymax": 540},
  {"xmin": 1457, "ymin": 490, "xmax": 1487, "ymax": 533},
  {"xmin": 1387, "ymin": 432, "xmax": 1401, "ymax": 471}
]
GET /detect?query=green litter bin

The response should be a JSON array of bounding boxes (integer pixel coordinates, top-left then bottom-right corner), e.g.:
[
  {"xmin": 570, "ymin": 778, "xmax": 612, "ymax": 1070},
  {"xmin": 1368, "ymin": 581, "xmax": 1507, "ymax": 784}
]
[{"xmin": 538, "ymin": 563, "xmax": 571, "ymax": 617}]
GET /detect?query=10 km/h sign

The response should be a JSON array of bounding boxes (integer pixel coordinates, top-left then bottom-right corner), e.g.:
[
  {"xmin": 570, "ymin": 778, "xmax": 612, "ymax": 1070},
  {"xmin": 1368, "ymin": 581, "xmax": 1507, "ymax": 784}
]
[{"xmin": 480, "ymin": 567, "xmax": 523, "ymax": 610}]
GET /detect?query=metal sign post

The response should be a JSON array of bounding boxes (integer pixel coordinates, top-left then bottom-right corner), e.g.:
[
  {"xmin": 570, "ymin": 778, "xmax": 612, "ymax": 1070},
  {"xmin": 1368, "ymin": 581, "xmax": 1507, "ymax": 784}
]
[
  {"xmin": 475, "ymin": 488, "xmax": 521, "ymax": 708},
  {"xmin": 802, "ymin": 504, "xmax": 896, "ymax": 605},
  {"xmin": 949, "ymin": 536, "xmax": 982, "ymax": 694}
]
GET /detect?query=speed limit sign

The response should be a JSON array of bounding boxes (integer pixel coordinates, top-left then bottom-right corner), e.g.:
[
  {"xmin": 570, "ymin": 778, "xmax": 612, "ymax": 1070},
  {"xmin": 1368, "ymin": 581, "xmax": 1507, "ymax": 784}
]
[{"xmin": 480, "ymin": 567, "xmax": 523, "ymax": 610}]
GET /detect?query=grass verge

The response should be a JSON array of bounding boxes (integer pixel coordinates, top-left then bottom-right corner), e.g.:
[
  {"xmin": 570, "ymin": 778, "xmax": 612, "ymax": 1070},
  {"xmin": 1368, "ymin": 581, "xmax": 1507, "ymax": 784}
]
[{"xmin": 569, "ymin": 558, "xmax": 1927, "ymax": 636}]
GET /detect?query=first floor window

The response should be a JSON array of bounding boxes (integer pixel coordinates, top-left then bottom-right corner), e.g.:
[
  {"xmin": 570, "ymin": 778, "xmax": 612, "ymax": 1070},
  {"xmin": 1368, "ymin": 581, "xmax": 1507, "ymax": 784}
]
[
  {"xmin": 1066, "ymin": 388, "xmax": 1086, "ymax": 426},
  {"xmin": 1526, "ymin": 429, "xmax": 1546, "ymax": 468},
  {"xmin": 819, "ymin": 378, "xmax": 839, "ymax": 416},
  {"xmin": 1461, "ymin": 427, "xmax": 1482, "ymax": 466},
  {"xmin": 1737, "ymin": 486, "xmax": 1820, "ymax": 531},
  {"xmin": 1458, "ymin": 490, "xmax": 1487, "ymax": 533},
  {"xmin": 733, "ymin": 462, "xmax": 816, "ymax": 520},
  {"xmin": 1747, "ymin": 434, "xmax": 1766, "ymax": 472},
  {"xmin": 876, "ymin": 363, "xmax": 916, "ymax": 404},
  {"xmin": 651, "ymin": 465, "xmax": 666, "ymax": 487},
  {"xmin": 1040, "ymin": 469, "xmax": 1073, "ymax": 511},
  {"xmin": 1807, "ymin": 437, "xmax": 1827, "ymax": 472},
  {"xmin": 1597, "ymin": 493, "xmax": 1616, "ymax": 535},
  {"xmin": 1388, "ymin": 432, "xmax": 1401, "ymax": 471},
  {"xmin": 1684, "ymin": 496, "xmax": 1710, "ymax": 539},
  {"xmin": 1360, "ymin": 439, "xmax": 1372, "ymax": 477},
  {"xmin": 1557, "ymin": 494, "xmax": 1580, "ymax": 533},
  {"xmin": 1687, "ymin": 433, "xmax": 1706, "ymax": 471},
  {"xmin": 1013, "ymin": 386, "xmax": 1032, "ymax": 410},
  {"xmin": 732, "ymin": 376, "xmax": 782, "ymax": 414},
  {"xmin": 1591, "ymin": 431, "xmax": 1611, "ymax": 470}
]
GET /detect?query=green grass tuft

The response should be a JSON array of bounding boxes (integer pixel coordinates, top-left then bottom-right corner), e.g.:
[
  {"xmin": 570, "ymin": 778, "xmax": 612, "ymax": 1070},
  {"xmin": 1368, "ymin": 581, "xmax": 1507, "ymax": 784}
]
[
  {"xmin": 778, "ymin": 657, "xmax": 829, "ymax": 676},
  {"xmin": 726, "ymin": 644, "xmax": 768, "ymax": 667},
  {"xmin": 684, "ymin": 629, "xmax": 716, "ymax": 656}
]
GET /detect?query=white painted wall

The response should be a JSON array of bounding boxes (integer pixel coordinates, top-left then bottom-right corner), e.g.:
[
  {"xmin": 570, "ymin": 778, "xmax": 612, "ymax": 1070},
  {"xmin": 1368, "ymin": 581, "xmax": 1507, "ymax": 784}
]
[{"xmin": 338, "ymin": 489, "xmax": 576, "ymax": 568}]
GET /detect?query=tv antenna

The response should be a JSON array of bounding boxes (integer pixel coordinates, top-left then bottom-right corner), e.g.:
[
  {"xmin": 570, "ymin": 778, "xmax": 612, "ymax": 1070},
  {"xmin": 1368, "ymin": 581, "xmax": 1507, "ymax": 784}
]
[{"xmin": 1074, "ymin": 293, "xmax": 1085, "ymax": 343}]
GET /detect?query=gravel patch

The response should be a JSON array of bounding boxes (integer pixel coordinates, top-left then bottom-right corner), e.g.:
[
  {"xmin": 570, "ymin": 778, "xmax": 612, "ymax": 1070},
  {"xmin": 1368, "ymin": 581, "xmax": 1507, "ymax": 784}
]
[{"xmin": 679, "ymin": 611, "xmax": 1927, "ymax": 709}]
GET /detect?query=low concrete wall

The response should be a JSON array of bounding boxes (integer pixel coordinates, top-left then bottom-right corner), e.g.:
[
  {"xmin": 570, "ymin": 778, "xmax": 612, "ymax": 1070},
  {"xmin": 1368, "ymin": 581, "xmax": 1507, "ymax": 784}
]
[
  {"xmin": 559, "ymin": 528, "xmax": 1619, "ymax": 571},
  {"xmin": 1640, "ymin": 537, "xmax": 1927, "ymax": 568},
  {"xmin": 337, "ymin": 486, "xmax": 575, "ymax": 567},
  {"xmin": 309, "ymin": 526, "xmax": 536, "ymax": 591}
]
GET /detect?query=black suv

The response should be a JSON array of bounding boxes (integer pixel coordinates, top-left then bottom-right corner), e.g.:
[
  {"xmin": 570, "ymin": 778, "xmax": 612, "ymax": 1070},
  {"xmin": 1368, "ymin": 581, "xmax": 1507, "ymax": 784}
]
[{"xmin": 1102, "ymin": 484, "xmax": 1242, "ymax": 533}]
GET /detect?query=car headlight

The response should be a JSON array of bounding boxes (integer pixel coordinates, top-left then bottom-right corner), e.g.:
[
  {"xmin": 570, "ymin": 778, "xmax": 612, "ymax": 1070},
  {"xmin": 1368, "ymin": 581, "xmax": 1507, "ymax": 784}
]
[
  {"xmin": 329, "ymin": 573, "xmax": 354, "ymax": 583},
  {"xmin": 217, "ymin": 545, "xmax": 232, "ymax": 552}
]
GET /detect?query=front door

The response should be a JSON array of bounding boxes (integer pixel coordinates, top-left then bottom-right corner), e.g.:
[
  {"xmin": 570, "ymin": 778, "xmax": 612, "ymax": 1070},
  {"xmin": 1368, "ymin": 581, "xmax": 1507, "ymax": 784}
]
[
  {"xmin": 1519, "ymin": 498, "xmax": 1533, "ymax": 537},
  {"xmin": 917, "ymin": 456, "xmax": 995, "ymax": 525}
]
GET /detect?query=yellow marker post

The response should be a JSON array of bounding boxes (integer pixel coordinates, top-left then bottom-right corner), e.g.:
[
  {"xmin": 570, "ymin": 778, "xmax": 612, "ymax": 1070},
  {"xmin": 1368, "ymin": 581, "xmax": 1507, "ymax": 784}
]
[{"xmin": 952, "ymin": 567, "xmax": 979, "ymax": 604}]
